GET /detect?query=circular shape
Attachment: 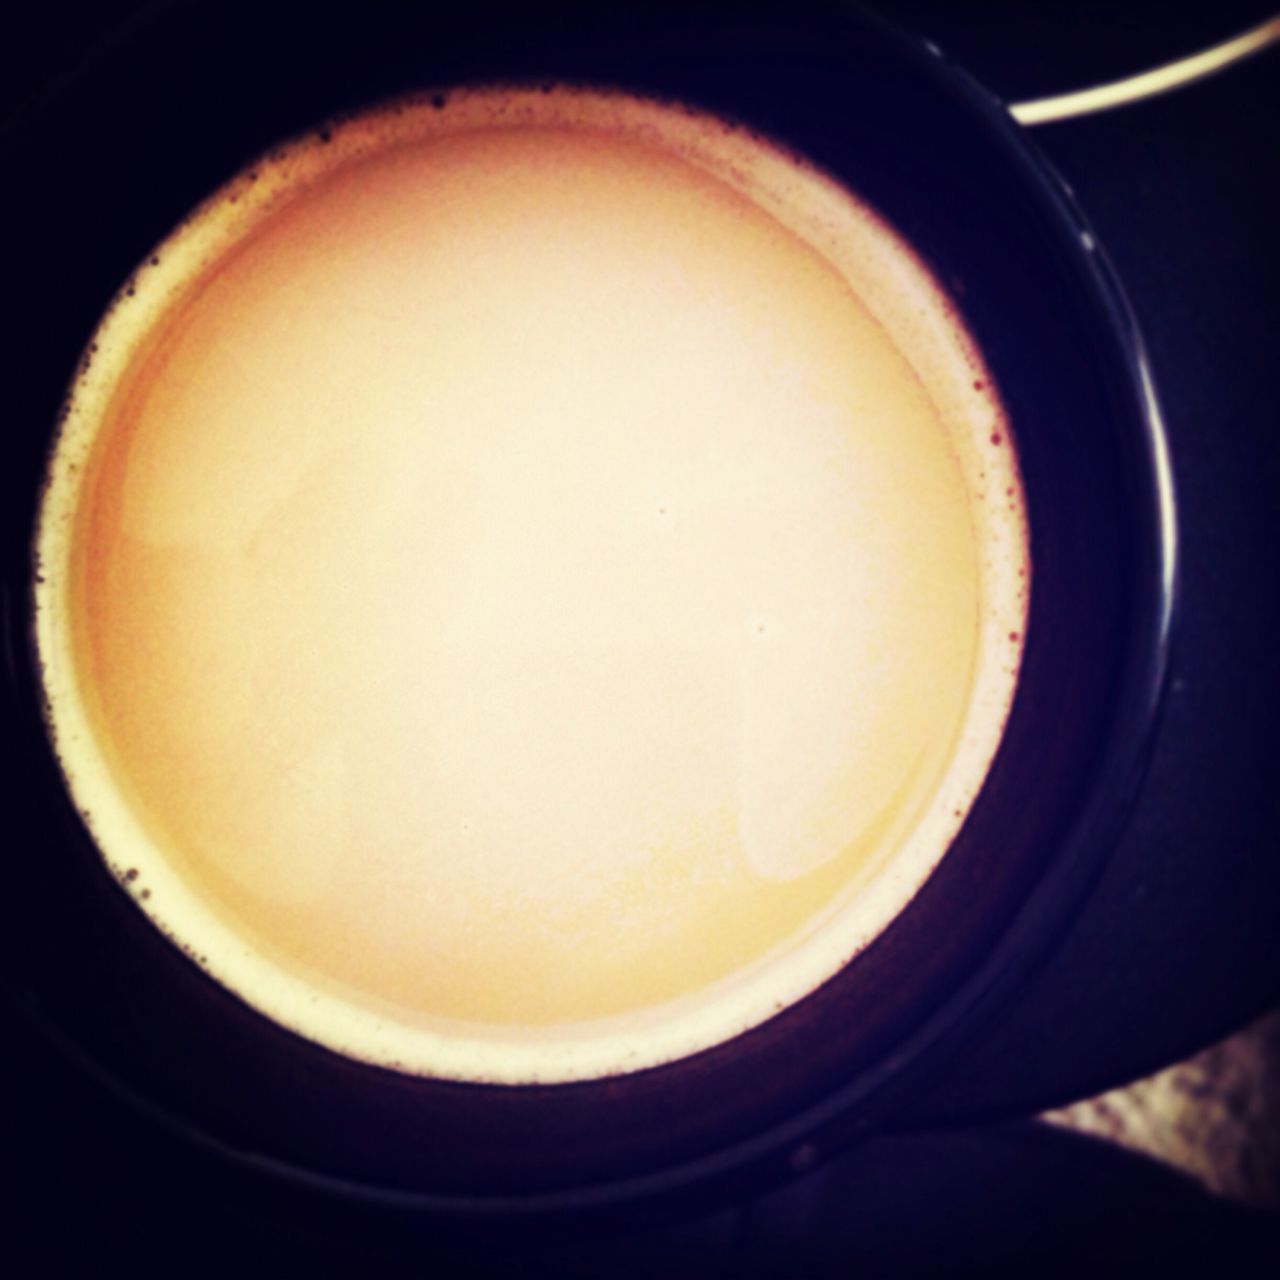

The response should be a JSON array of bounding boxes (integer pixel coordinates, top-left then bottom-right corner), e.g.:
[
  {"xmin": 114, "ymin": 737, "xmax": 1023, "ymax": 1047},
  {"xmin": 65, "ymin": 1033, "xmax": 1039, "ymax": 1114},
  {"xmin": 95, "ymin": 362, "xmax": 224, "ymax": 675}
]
[
  {"xmin": 0, "ymin": 0, "xmax": 1174, "ymax": 1215},
  {"xmin": 34, "ymin": 86, "xmax": 1026, "ymax": 1083}
]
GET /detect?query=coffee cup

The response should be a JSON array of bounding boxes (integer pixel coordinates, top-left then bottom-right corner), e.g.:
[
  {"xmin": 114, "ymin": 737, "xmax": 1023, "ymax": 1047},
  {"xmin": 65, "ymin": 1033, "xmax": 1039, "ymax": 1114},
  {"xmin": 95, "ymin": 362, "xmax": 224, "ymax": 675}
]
[{"xmin": 1, "ymin": 0, "xmax": 1175, "ymax": 1216}]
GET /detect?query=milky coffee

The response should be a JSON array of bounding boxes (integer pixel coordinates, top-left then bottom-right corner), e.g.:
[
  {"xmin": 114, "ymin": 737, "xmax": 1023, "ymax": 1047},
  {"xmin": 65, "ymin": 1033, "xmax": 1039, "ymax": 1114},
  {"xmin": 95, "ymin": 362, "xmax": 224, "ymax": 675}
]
[{"xmin": 34, "ymin": 88, "xmax": 1028, "ymax": 1082}]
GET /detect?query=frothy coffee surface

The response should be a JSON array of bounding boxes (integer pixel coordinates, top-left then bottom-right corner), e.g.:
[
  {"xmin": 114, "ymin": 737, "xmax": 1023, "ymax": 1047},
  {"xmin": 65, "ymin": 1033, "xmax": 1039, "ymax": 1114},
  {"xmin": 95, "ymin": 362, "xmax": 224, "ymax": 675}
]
[{"xmin": 36, "ymin": 88, "xmax": 1027, "ymax": 1082}]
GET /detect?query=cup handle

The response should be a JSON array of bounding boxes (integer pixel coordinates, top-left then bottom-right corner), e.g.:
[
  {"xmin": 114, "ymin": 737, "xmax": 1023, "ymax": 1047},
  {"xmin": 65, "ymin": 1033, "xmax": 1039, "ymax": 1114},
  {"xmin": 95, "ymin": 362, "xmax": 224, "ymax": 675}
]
[{"xmin": 1007, "ymin": 14, "xmax": 1280, "ymax": 126}]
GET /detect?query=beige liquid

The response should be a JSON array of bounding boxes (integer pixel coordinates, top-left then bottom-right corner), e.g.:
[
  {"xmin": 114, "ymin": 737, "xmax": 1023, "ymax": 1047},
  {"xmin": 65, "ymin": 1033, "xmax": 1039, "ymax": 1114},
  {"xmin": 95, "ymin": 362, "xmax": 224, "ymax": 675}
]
[{"xmin": 35, "ymin": 88, "xmax": 1028, "ymax": 1082}]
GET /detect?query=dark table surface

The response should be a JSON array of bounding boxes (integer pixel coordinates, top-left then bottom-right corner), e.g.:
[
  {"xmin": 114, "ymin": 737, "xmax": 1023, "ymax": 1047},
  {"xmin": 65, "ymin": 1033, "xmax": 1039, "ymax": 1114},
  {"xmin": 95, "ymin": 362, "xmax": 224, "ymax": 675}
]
[{"xmin": 4, "ymin": 1, "xmax": 1279, "ymax": 1272}]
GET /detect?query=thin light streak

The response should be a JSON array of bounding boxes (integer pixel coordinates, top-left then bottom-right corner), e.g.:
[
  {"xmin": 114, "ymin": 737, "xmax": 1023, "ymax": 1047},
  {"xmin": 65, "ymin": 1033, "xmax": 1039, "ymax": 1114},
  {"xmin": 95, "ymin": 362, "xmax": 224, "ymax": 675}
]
[{"xmin": 1010, "ymin": 16, "xmax": 1280, "ymax": 125}]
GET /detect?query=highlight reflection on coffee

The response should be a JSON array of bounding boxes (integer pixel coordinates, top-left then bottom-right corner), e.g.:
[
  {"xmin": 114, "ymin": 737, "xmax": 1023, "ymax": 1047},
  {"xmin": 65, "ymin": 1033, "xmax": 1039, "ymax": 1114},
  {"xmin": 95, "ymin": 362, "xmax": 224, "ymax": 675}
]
[{"xmin": 35, "ymin": 88, "xmax": 1028, "ymax": 1082}]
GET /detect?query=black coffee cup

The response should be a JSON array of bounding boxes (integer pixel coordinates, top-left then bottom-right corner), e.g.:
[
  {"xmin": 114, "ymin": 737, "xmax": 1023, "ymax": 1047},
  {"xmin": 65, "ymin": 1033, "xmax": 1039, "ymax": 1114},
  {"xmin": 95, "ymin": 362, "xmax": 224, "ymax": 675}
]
[{"xmin": 0, "ymin": 0, "xmax": 1174, "ymax": 1221}]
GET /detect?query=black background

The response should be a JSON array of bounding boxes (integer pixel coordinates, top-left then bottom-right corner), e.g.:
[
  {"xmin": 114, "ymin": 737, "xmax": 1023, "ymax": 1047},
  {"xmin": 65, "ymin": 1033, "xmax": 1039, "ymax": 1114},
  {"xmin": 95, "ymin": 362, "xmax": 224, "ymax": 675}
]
[{"xmin": 3, "ymin": 1, "xmax": 1278, "ymax": 1274}]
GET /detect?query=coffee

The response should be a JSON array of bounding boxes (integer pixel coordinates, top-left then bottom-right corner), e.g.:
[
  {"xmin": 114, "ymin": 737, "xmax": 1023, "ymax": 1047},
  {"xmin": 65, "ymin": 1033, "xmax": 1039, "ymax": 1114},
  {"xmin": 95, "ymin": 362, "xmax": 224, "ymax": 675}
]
[{"xmin": 34, "ymin": 87, "xmax": 1027, "ymax": 1082}]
